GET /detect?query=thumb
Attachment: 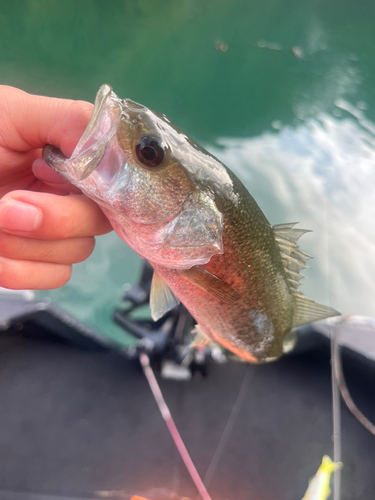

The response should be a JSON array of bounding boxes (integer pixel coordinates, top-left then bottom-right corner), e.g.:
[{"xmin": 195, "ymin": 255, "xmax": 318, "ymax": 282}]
[{"xmin": 0, "ymin": 85, "xmax": 93, "ymax": 156}]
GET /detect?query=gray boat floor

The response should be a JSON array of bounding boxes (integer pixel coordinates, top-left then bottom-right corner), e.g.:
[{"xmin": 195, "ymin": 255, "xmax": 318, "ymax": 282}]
[{"xmin": 0, "ymin": 331, "xmax": 374, "ymax": 500}]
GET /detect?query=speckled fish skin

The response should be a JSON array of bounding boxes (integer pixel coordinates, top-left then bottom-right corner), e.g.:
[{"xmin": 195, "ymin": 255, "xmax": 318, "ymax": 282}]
[
  {"xmin": 43, "ymin": 85, "xmax": 338, "ymax": 363},
  {"xmin": 152, "ymin": 175, "xmax": 293, "ymax": 362}
]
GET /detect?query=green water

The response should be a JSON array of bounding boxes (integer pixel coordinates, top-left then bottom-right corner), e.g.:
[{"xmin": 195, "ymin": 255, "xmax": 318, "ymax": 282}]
[{"xmin": 1, "ymin": 0, "xmax": 375, "ymax": 343}]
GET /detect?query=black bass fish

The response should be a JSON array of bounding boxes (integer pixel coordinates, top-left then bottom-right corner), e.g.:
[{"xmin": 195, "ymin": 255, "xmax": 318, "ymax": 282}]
[{"xmin": 43, "ymin": 85, "xmax": 339, "ymax": 363}]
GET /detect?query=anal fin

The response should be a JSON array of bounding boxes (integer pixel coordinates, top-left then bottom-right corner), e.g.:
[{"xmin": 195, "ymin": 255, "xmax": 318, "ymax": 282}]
[{"xmin": 150, "ymin": 272, "xmax": 180, "ymax": 321}]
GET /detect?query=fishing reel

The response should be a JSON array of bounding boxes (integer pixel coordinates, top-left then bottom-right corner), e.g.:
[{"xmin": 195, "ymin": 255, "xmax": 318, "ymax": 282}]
[{"xmin": 113, "ymin": 261, "xmax": 227, "ymax": 380}]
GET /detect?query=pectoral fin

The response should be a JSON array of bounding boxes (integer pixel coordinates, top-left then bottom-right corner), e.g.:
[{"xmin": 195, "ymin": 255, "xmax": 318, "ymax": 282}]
[
  {"xmin": 150, "ymin": 272, "xmax": 180, "ymax": 321},
  {"xmin": 179, "ymin": 266, "xmax": 240, "ymax": 303}
]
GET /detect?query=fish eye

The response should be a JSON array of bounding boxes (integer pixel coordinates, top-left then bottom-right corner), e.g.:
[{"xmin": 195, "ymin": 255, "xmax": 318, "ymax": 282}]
[{"xmin": 135, "ymin": 136, "xmax": 165, "ymax": 168}]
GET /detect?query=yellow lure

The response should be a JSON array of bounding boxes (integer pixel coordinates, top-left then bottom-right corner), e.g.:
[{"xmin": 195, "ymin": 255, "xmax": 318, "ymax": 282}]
[{"xmin": 301, "ymin": 456, "xmax": 342, "ymax": 500}]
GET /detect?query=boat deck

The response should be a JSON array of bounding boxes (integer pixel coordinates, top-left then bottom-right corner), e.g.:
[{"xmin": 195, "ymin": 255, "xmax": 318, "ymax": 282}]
[{"xmin": 0, "ymin": 327, "xmax": 374, "ymax": 500}]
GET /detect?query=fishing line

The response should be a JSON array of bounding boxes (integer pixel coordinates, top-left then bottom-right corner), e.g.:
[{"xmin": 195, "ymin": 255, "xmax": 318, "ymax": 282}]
[
  {"xmin": 331, "ymin": 316, "xmax": 375, "ymax": 500},
  {"xmin": 203, "ymin": 366, "xmax": 252, "ymax": 488},
  {"xmin": 333, "ymin": 316, "xmax": 375, "ymax": 435},
  {"xmin": 139, "ymin": 353, "xmax": 213, "ymax": 500},
  {"xmin": 324, "ymin": 179, "xmax": 343, "ymax": 500},
  {"xmin": 331, "ymin": 320, "xmax": 342, "ymax": 500}
]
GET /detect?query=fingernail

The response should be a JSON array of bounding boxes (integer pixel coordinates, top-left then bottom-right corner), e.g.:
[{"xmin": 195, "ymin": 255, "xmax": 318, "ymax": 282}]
[{"xmin": 0, "ymin": 199, "xmax": 42, "ymax": 232}]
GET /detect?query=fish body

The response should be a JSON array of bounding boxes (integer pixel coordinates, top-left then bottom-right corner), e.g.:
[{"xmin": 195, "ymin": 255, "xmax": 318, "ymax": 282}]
[
  {"xmin": 302, "ymin": 456, "xmax": 341, "ymax": 500},
  {"xmin": 43, "ymin": 85, "xmax": 338, "ymax": 363}
]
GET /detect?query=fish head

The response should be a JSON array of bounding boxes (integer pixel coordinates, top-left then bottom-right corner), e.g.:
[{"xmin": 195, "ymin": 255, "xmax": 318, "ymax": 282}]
[{"xmin": 43, "ymin": 85, "xmax": 224, "ymax": 268}]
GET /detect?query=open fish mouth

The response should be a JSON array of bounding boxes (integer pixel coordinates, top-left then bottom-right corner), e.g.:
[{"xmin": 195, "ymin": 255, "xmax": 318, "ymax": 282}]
[{"xmin": 43, "ymin": 84, "xmax": 122, "ymax": 183}]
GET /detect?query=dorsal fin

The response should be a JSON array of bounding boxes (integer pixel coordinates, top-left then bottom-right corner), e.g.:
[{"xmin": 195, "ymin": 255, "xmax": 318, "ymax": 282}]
[
  {"xmin": 273, "ymin": 223, "xmax": 340, "ymax": 324},
  {"xmin": 273, "ymin": 222, "xmax": 312, "ymax": 244},
  {"xmin": 292, "ymin": 294, "xmax": 339, "ymax": 327},
  {"xmin": 273, "ymin": 222, "xmax": 312, "ymax": 290}
]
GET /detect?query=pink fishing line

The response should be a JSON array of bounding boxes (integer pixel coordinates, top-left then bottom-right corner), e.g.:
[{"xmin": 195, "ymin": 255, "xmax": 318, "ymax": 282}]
[{"xmin": 139, "ymin": 353, "xmax": 213, "ymax": 500}]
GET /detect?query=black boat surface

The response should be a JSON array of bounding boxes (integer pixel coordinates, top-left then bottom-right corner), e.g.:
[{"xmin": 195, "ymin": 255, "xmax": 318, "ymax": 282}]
[{"xmin": 0, "ymin": 271, "xmax": 374, "ymax": 500}]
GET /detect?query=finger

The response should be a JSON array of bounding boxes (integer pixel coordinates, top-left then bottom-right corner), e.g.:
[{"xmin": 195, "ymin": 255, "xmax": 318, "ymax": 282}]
[
  {"xmin": 0, "ymin": 191, "xmax": 112, "ymax": 239},
  {"xmin": 32, "ymin": 157, "xmax": 82, "ymax": 194},
  {"xmin": 0, "ymin": 85, "xmax": 93, "ymax": 156},
  {"xmin": 0, "ymin": 150, "xmax": 79, "ymax": 197},
  {"xmin": 0, "ymin": 231, "xmax": 95, "ymax": 264},
  {"xmin": 0, "ymin": 257, "xmax": 72, "ymax": 290}
]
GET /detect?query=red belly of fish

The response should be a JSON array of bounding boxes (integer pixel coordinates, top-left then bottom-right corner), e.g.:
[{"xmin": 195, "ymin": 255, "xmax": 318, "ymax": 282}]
[{"xmin": 151, "ymin": 249, "xmax": 267, "ymax": 363}]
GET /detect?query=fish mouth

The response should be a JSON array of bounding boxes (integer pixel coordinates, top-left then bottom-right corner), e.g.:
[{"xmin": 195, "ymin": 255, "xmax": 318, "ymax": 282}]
[{"xmin": 43, "ymin": 84, "xmax": 122, "ymax": 183}]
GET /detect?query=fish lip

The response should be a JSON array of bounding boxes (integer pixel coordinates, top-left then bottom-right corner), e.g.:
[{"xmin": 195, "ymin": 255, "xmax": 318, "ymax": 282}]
[
  {"xmin": 75, "ymin": 84, "xmax": 114, "ymax": 150},
  {"xmin": 44, "ymin": 84, "xmax": 122, "ymax": 183},
  {"xmin": 42, "ymin": 145, "xmax": 68, "ymax": 174}
]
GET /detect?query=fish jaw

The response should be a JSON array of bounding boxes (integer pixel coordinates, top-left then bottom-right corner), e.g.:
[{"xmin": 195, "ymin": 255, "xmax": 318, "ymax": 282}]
[{"xmin": 43, "ymin": 84, "xmax": 122, "ymax": 186}]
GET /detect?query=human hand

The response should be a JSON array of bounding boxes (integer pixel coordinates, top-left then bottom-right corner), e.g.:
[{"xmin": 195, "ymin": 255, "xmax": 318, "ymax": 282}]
[{"xmin": 0, "ymin": 85, "xmax": 112, "ymax": 290}]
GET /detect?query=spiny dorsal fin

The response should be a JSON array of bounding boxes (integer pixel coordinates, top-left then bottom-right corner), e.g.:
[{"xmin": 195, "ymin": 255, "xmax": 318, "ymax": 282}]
[
  {"xmin": 273, "ymin": 222, "xmax": 312, "ymax": 244},
  {"xmin": 150, "ymin": 272, "xmax": 180, "ymax": 321},
  {"xmin": 292, "ymin": 295, "xmax": 340, "ymax": 327},
  {"xmin": 273, "ymin": 222, "xmax": 312, "ymax": 283},
  {"xmin": 273, "ymin": 223, "xmax": 339, "ymax": 325}
]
